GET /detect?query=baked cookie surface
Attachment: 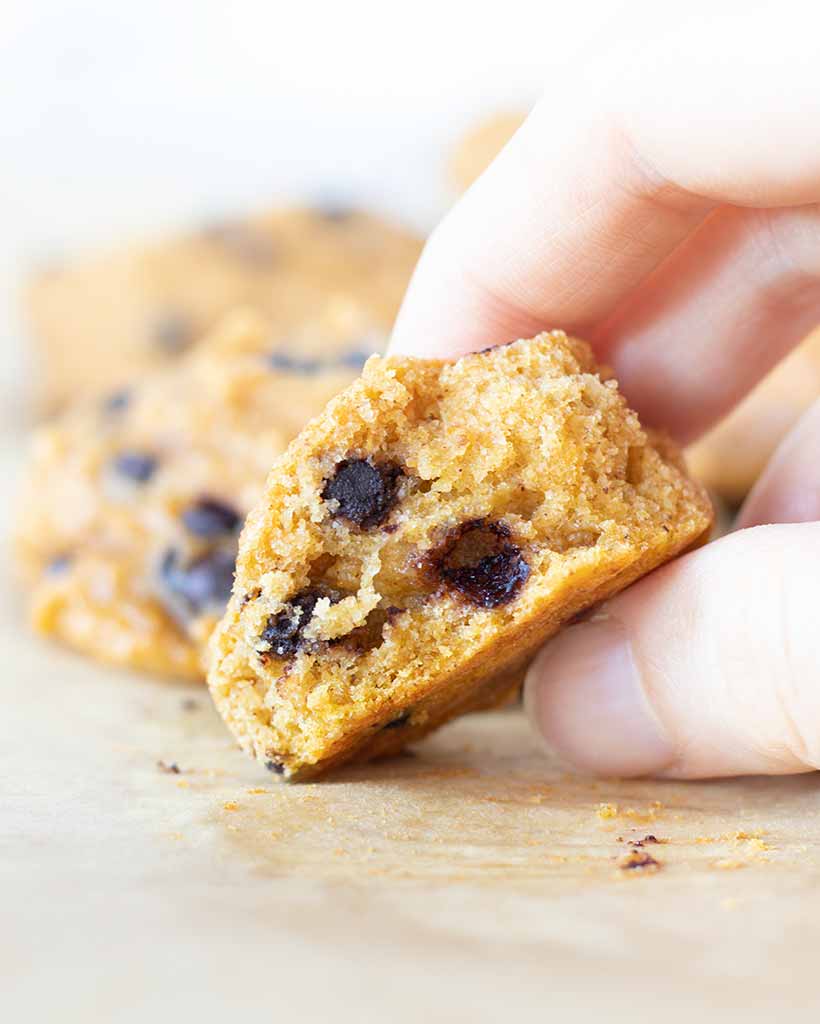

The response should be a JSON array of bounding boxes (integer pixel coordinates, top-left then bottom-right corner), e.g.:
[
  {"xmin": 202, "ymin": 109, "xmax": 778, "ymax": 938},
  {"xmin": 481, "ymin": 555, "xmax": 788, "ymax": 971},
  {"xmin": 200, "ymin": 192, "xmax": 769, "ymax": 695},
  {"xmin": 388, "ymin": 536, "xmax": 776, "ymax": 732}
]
[
  {"xmin": 16, "ymin": 307, "xmax": 377, "ymax": 680},
  {"xmin": 208, "ymin": 332, "xmax": 713, "ymax": 780},
  {"xmin": 25, "ymin": 206, "xmax": 422, "ymax": 414}
]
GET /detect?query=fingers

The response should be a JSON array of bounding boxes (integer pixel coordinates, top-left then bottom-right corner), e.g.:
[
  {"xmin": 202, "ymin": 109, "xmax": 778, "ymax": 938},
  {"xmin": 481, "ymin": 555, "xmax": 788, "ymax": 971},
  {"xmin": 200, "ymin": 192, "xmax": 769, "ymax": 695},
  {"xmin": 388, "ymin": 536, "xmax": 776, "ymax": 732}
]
[
  {"xmin": 738, "ymin": 399, "xmax": 820, "ymax": 528},
  {"xmin": 391, "ymin": 12, "xmax": 820, "ymax": 433},
  {"xmin": 524, "ymin": 524, "xmax": 820, "ymax": 779},
  {"xmin": 390, "ymin": 87, "xmax": 710, "ymax": 359},
  {"xmin": 598, "ymin": 204, "xmax": 820, "ymax": 441}
]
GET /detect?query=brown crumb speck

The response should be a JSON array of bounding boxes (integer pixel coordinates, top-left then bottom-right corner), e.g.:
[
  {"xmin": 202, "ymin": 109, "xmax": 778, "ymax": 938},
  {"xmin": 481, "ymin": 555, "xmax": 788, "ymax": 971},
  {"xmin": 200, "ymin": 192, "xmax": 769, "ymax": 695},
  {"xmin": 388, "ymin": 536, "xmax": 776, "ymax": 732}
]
[
  {"xmin": 620, "ymin": 851, "xmax": 662, "ymax": 872},
  {"xmin": 629, "ymin": 834, "xmax": 664, "ymax": 847},
  {"xmin": 157, "ymin": 759, "xmax": 181, "ymax": 774}
]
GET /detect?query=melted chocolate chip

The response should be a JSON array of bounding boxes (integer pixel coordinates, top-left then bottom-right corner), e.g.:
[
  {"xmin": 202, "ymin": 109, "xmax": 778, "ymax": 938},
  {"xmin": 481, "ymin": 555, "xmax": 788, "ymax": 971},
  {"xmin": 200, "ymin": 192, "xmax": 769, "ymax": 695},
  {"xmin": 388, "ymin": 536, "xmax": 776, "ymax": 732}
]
[
  {"xmin": 337, "ymin": 348, "xmax": 372, "ymax": 370},
  {"xmin": 46, "ymin": 553, "xmax": 72, "ymax": 575},
  {"xmin": 102, "ymin": 390, "xmax": 130, "ymax": 414},
  {"xmin": 265, "ymin": 758, "xmax": 286, "ymax": 775},
  {"xmin": 152, "ymin": 312, "xmax": 195, "ymax": 353},
  {"xmin": 316, "ymin": 201, "xmax": 356, "ymax": 222},
  {"xmin": 181, "ymin": 498, "xmax": 241, "ymax": 538},
  {"xmin": 267, "ymin": 352, "xmax": 323, "ymax": 375},
  {"xmin": 322, "ymin": 458, "xmax": 403, "ymax": 528},
  {"xmin": 258, "ymin": 589, "xmax": 338, "ymax": 660},
  {"xmin": 436, "ymin": 520, "xmax": 530, "ymax": 608},
  {"xmin": 160, "ymin": 547, "xmax": 235, "ymax": 616},
  {"xmin": 112, "ymin": 451, "xmax": 158, "ymax": 483}
]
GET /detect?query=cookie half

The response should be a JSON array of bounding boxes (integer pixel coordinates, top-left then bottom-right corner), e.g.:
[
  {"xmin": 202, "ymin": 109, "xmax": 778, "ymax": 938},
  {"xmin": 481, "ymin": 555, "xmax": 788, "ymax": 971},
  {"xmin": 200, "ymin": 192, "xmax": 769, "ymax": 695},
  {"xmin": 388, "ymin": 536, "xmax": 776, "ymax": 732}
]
[{"xmin": 208, "ymin": 331, "xmax": 713, "ymax": 779}]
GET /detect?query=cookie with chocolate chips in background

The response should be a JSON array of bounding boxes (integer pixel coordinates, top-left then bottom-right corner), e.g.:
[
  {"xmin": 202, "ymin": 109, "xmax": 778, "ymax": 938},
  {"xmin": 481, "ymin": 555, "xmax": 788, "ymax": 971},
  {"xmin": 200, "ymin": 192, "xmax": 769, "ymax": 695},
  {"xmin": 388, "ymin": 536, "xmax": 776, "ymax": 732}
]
[
  {"xmin": 208, "ymin": 331, "xmax": 713, "ymax": 780},
  {"xmin": 15, "ymin": 305, "xmax": 386, "ymax": 680},
  {"xmin": 24, "ymin": 204, "xmax": 423, "ymax": 416}
]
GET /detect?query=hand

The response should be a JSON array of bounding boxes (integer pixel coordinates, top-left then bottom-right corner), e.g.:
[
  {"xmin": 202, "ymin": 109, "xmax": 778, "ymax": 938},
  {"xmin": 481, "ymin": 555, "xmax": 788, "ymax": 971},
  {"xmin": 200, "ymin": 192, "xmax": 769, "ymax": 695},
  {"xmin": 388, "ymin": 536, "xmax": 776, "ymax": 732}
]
[{"xmin": 390, "ymin": 9, "xmax": 820, "ymax": 779}]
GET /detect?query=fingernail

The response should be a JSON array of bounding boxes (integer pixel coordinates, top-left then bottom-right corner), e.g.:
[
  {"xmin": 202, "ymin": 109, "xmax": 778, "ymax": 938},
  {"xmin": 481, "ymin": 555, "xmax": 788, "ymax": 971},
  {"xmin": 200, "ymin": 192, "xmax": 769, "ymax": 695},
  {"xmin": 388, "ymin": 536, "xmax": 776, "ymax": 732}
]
[{"xmin": 524, "ymin": 615, "xmax": 676, "ymax": 776}]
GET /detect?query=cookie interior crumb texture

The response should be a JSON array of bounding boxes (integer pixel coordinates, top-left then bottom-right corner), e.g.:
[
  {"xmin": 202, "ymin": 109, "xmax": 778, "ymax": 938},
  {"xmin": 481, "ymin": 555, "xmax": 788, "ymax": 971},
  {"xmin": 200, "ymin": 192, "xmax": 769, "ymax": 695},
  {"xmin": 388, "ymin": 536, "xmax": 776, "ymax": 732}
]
[
  {"xmin": 15, "ymin": 307, "xmax": 382, "ymax": 680},
  {"xmin": 208, "ymin": 332, "xmax": 713, "ymax": 780}
]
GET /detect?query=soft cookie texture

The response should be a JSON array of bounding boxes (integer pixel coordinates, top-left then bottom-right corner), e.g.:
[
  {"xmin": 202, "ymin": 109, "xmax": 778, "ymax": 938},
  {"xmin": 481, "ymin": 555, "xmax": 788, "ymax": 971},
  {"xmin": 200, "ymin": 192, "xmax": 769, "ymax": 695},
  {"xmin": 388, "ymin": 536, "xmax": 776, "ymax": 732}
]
[
  {"xmin": 208, "ymin": 332, "xmax": 713, "ymax": 780},
  {"xmin": 16, "ymin": 307, "xmax": 380, "ymax": 680},
  {"xmin": 25, "ymin": 205, "xmax": 422, "ymax": 414}
]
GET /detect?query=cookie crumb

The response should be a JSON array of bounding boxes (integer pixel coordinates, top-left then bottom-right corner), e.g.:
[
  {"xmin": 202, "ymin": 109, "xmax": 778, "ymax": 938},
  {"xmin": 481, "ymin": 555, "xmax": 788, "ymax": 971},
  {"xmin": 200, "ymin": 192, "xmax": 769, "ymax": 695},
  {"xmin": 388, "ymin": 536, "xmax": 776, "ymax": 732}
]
[
  {"xmin": 157, "ymin": 759, "xmax": 181, "ymax": 774},
  {"xmin": 620, "ymin": 851, "xmax": 662, "ymax": 872}
]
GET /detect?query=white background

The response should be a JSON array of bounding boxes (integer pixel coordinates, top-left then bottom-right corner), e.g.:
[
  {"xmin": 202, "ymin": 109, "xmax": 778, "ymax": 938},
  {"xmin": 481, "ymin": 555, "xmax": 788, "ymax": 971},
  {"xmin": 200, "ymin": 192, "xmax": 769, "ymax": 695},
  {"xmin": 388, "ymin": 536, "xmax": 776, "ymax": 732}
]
[{"xmin": 1, "ymin": 0, "xmax": 645, "ymax": 400}]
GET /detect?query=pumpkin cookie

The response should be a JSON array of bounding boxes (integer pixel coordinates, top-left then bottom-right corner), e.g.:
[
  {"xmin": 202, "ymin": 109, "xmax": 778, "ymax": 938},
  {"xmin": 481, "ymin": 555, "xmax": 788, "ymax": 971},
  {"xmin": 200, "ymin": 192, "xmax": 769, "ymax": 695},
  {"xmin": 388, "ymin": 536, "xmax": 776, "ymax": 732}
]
[
  {"xmin": 25, "ymin": 205, "xmax": 422, "ymax": 414},
  {"xmin": 208, "ymin": 331, "xmax": 712, "ymax": 779},
  {"xmin": 16, "ymin": 305, "xmax": 379, "ymax": 680}
]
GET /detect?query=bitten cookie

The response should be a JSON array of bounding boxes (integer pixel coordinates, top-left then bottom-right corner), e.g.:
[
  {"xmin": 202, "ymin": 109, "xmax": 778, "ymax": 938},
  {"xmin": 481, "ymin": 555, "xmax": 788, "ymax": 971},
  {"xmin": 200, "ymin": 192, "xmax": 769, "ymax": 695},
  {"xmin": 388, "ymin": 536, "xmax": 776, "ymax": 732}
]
[
  {"xmin": 208, "ymin": 331, "xmax": 713, "ymax": 780},
  {"xmin": 16, "ymin": 306, "xmax": 378, "ymax": 680},
  {"xmin": 25, "ymin": 205, "xmax": 422, "ymax": 414}
]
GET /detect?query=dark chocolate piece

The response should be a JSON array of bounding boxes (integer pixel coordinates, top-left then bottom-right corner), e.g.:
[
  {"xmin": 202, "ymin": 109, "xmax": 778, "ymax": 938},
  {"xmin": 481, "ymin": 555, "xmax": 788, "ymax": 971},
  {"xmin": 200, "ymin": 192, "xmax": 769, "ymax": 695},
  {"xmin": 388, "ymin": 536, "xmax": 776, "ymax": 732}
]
[
  {"xmin": 45, "ymin": 553, "xmax": 72, "ymax": 575},
  {"xmin": 436, "ymin": 520, "xmax": 530, "ymax": 608},
  {"xmin": 258, "ymin": 589, "xmax": 340, "ymax": 659},
  {"xmin": 102, "ymin": 390, "xmax": 131, "ymax": 414},
  {"xmin": 160, "ymin": 547, "xmax": 235, "ymax": 617},
  {"xmin": 322, "ymin": 458, "xmax": 403, "ymax": 529},
  {"xmin": 267, "ymin": 352, "xmax": 323, "ymax": 375},
  {"xmin": 181, "ymin": 498, "xmax": 241, "ymax": 538},
  {"xmin": 112, "ymin": 451, "xmax": 158, "ymax": 483}
]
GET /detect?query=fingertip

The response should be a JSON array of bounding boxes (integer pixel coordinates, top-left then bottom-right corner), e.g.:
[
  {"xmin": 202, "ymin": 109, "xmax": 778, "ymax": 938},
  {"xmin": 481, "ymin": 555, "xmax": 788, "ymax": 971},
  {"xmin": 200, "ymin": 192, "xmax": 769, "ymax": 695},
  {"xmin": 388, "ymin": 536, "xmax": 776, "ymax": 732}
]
[{"xmin": 524, "ymin": 614, "xmax": 676, "ymax": 778}]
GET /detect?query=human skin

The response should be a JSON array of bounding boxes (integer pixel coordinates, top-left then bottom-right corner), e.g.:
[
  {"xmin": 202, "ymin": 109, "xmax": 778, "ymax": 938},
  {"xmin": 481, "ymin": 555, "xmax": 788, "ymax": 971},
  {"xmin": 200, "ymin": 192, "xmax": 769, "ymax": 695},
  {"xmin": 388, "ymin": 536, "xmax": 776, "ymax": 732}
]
[{"xmin": 390, "ymin": 8, "xmax": 820, "ymax": 779}]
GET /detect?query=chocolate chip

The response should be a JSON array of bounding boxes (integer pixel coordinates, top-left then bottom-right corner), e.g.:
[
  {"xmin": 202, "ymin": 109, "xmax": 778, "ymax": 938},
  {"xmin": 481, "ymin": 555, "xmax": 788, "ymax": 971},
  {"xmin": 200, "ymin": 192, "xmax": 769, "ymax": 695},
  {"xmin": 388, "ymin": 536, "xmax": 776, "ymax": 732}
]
[
  {"xmin": 46, "ymin": 553, "xmax": 72, "ymax": 575},
  {"xmin": 322, "ymin": 458, "xmax": 403, "ymax": 528},
  {"xmin": 267, "ymin": 351, "xmax": 323, "ymax": 375},
  {"xmin": 112, "ymin": 451, "xmax": 158, "ymax": 483},
  {"xmin": 436, "ymin": 520, "xmax": 530, "ymax": 608},
  {"xmin": 159, "ymin": 547, "xmax": 235, "ymax": 617},
  {"xmin": 257, "ymin": 589, "xmax": 339, "ymax": 660},
  {"xmin": 102, "ymin": 390, "xmax": 130, "ymax": 414},
  {"xmin": 316, "ymin": 201, "xmax": 356, "ymax": 222},
  {"xmin": 265, "ymin": 758, "xmax": 286, "ymax": 775},
  {"xmin": 181, "ymin": 498, "xmax": 241, "ymax": 538},
  {"xmin": 383, "ymin": 710, "xmax": 411, "ymax": 730},
  {"xmin": 337, "ymin": 348, "xmax": 372, "ymax": 370},
  {"xmin": 152, "ymin": 312, "xmax": 195, "ymax": 353}
]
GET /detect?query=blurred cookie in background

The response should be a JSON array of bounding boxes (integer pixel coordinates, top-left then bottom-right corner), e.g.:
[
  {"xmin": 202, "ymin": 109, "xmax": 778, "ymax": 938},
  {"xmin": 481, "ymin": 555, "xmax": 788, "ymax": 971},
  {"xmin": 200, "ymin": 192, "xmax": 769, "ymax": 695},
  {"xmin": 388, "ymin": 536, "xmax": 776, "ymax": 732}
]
[
  {"xmin": 25, "ymin": 206, "xmax": 423, "ymax": 416},
  {"xmin": 449, "ymin": 110, "xmax": 527, "ymax": 192},
  {"xmin": 16, "ymin": 306, "xmax": 382, "ymax": 681},
  {"xmin": 686, "ymin": 327, "xmax": 820, "ymax": 505}
]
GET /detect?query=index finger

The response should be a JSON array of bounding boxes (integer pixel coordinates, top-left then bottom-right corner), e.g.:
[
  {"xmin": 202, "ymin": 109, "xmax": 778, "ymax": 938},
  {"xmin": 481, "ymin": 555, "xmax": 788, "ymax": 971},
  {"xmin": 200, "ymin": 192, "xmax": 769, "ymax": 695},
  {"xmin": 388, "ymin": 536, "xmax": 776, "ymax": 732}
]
[{"xmin": 390, "ymin": 12, "xmax": 820, "ymax": 430}]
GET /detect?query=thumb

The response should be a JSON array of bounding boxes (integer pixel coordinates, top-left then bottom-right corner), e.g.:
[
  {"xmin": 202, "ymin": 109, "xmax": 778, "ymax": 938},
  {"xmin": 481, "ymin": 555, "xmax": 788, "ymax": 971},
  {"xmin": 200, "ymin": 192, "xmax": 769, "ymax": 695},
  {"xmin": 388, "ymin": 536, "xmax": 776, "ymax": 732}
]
[{"xmin": 524, "ymin": 523, "xmax": 820, "ymax": 778}]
